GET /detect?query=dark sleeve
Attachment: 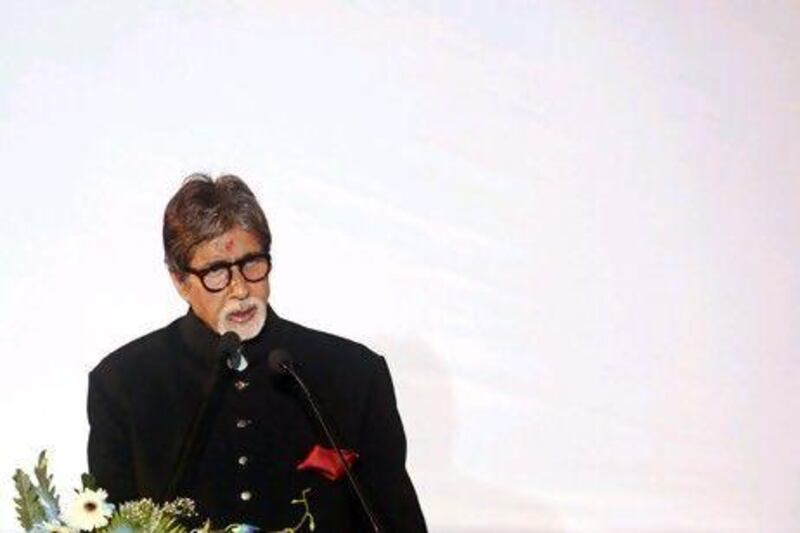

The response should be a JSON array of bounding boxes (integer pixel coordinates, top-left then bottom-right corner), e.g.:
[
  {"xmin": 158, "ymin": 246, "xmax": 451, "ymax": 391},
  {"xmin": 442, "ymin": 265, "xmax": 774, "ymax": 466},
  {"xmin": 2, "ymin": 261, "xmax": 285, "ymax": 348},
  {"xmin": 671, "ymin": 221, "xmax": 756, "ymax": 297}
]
[
  {"xmin": 87, "ymin": 369, "xmax": 138, "ymax": 504},
  {"xmin": 357, "ymin": 355, "xmax": 427, "ymax": 532}
]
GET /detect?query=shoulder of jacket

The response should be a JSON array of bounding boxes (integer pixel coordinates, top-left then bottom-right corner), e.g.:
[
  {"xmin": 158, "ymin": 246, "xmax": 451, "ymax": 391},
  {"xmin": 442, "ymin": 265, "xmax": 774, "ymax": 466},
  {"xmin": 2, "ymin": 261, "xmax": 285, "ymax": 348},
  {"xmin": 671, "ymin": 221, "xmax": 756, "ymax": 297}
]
[
  {"xmin": 90, "ymin": 317, "xmax": 181, "ymax": 380},
  {"xmin": 279, "ymin": 317, "xmax": 383, "ymax": 369}
]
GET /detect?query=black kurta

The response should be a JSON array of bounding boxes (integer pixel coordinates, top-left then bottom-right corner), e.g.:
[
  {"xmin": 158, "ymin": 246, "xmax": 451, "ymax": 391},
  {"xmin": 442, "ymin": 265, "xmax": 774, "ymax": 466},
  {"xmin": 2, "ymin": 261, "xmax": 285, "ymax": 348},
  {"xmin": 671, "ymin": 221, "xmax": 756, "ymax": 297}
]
[{"xmin": 87, "ymin": 307, "xmax": 427, "ymax": 531}]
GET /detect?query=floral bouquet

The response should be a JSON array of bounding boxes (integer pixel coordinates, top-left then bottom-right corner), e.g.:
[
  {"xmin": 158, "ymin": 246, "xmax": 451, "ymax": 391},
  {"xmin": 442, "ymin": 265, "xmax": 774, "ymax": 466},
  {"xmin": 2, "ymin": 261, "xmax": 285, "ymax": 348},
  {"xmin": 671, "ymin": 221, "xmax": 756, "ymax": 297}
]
[{"xmin": 13, "ymin": 452, "xmax": 315, "ymax": 533}]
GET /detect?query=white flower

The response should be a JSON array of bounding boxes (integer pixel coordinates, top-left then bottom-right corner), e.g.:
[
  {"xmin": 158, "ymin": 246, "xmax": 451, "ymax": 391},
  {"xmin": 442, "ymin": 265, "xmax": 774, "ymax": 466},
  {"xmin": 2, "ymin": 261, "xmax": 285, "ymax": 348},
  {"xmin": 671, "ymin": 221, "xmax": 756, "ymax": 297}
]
[
  {"xmin": 63, "ymin": 488, "xmax": 114, "ymax": 531},
  {"xmin": 32, "ymin": 520, "xmax": 78, "ymax": 533}
]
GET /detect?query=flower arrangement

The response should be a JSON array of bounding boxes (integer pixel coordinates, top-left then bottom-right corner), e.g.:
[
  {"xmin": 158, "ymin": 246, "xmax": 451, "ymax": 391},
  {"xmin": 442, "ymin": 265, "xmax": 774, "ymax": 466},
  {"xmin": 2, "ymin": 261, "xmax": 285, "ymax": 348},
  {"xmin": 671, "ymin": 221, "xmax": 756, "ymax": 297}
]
[{"xmin": 13, "ymin": 452, "xmax": 315, "ymax": 533}]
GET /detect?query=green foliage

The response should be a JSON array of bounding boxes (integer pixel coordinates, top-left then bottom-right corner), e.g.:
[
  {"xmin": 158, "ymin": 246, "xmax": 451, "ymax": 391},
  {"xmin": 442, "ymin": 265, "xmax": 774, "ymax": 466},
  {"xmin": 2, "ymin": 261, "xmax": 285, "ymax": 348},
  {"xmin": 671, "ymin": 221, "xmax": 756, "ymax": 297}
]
[
  {"xmin": 271, "ymin": 488, "xmax": 315, "ymax": 533},
  {"xmin": 11, "ymin": 451, "xmax": 318, "ymax": 533},
  {"xmin": 33, "ymin": 451, "xmax": 60, "ymax": 521},
  {"xmin": 116, "ymin": 497, "xmax": 158, "ymax": 526},
  {"xmin": 104, "ymin": 514, "xmax": 136, "ymax": 533},
  {"xmin": 110, "ymin": 498, "xmax": 196, "ymax": 533},
  {"xmin": 146, "ymin": 514, "xmax": 186, "ymax": 533},
  {"xmin": 102, "ymin": 509, "xmax": 187, "ymax": 533},
  {"xmin": 12, "ymin": 469, "xmax": 45, "ymax": 530},
  {"xmin": 81, "ymin": 472, "xmax": 99, "ymax": 491},
  {"xmin": 160, "ymin": 497, "xmax": 197, "ymax": 519}
]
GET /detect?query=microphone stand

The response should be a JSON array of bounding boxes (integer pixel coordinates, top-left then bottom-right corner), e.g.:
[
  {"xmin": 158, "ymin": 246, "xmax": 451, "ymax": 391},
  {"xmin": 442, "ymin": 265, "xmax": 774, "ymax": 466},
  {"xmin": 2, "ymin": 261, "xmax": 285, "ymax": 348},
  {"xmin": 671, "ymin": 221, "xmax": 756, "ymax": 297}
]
[
  {"xmin": 280, "ymin": 361, "xmax": 383, "ymax": 533},
  {"xmin": 164, "ymin": 345, "xmax": 239, "ymax": 502}
]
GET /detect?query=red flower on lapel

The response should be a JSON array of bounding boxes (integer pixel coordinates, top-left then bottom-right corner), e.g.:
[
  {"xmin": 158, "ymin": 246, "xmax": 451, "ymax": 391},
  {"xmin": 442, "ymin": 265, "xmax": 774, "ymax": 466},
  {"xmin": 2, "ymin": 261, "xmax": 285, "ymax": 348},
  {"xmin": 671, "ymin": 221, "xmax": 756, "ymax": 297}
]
[{"xmin": 297, "ymin": 444, "xmax": 359, "ymax": 481}]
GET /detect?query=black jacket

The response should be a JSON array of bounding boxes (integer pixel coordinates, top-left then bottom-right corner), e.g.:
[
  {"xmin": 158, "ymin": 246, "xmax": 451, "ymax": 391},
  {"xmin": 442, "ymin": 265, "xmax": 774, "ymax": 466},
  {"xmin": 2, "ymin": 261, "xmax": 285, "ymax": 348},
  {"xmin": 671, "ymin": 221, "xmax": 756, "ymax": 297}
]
[{"xmin": 87, "ymin": 307, "xmax": 427, "ymax": 531}]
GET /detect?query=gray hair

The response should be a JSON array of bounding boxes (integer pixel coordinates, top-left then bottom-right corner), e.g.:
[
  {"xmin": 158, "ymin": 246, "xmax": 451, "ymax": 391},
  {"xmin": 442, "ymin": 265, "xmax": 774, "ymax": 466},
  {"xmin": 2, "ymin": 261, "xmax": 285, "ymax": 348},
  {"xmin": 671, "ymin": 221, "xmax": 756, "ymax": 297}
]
[{"xmin": 163, "ymin": 173, "xmax": 271, "ymax": 277}]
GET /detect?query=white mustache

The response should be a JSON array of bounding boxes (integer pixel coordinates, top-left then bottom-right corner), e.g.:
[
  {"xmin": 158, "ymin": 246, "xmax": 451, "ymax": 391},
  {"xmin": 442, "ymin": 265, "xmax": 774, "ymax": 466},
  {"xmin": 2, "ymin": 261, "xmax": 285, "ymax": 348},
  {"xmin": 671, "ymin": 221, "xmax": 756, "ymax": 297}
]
[
  {"xmin": 227, "ymin": 304, "xmax": 255, "ymax": 314},
  {"xmin": 222, "ymin": 298, "xmax": 261, "ymax": 315}
]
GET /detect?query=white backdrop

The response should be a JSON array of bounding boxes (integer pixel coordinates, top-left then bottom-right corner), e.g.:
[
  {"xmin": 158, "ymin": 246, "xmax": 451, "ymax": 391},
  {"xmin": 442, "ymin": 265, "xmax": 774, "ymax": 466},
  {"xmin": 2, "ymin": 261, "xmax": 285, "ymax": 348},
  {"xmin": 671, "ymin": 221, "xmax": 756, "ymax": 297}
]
[{"xmin": 1, "ymin": 2, "xmax": 799, "ymax": 531}]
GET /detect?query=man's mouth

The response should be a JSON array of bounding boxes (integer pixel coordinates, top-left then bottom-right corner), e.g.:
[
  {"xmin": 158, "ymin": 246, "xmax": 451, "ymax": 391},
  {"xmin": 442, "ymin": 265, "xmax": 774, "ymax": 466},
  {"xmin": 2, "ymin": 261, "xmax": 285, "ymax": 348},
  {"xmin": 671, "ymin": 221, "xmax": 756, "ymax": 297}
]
[{"xmin": 227, "ymin": 306, "xmax": 257, "ymax": 324}]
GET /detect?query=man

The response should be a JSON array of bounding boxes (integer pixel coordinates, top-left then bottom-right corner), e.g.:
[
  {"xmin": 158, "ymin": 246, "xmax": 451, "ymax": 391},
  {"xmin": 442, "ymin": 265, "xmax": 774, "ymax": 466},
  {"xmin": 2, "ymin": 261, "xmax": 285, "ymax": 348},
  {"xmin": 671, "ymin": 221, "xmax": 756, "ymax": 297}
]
[{"xmin": 87, "ymin": 174, "xmax": 427, "ymax": 531}]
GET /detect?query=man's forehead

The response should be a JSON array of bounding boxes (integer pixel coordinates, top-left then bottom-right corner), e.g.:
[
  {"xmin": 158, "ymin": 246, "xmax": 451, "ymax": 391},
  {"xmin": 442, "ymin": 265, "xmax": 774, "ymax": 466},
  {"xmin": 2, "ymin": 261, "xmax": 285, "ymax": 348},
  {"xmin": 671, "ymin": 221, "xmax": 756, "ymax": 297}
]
[
  {"xmin": 190, "ymin": 228, "xmax": 261, "ymax": 265},
  {"xmin": 209, "ymin": 233, "xmax": 255, "ymax": 252}
]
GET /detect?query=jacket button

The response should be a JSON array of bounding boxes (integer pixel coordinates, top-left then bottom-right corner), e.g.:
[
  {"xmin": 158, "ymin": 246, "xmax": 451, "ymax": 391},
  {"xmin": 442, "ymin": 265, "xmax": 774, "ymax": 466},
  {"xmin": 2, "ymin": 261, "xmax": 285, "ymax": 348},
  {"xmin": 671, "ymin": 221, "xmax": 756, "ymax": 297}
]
[
  {"xmin": 236, "ymin": 419, "xmax": 252, "ymax": 429},
  {"xmin": 234, "ymin": 380, "xmax": 249, "ymax": 391},
  {"xmin": 240, "ymin": 490, "xmax": 252, "ymax": 501},
  {"xmin": 238, "ymin": 455, "xmax": 249, "ymax": 466}
]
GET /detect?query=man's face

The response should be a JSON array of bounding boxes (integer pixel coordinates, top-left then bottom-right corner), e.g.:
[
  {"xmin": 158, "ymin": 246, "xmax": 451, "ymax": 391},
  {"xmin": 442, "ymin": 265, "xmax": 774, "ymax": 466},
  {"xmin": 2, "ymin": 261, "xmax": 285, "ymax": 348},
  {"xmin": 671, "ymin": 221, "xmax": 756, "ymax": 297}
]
[{"xmin": 171, "ymin": 226, "xmax": 270, "ymax": 340}]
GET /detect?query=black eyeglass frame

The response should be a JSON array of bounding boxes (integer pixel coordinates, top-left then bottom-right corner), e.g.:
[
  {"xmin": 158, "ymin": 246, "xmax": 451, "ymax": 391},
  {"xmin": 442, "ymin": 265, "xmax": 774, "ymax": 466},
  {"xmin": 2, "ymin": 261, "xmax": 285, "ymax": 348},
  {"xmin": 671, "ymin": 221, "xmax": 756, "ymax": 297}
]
[{"xmin": 183, "ymin": 252, "xmax": 271, "ymax": 293}]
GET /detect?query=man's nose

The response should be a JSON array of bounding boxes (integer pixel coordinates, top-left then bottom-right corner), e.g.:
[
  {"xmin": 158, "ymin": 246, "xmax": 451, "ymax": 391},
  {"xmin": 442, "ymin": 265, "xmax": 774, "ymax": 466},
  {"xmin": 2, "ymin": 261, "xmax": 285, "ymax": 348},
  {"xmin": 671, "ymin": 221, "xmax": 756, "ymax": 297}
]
[{"xmin": 228, "ymin": 266, "xmax": 250, "ymax": 298}]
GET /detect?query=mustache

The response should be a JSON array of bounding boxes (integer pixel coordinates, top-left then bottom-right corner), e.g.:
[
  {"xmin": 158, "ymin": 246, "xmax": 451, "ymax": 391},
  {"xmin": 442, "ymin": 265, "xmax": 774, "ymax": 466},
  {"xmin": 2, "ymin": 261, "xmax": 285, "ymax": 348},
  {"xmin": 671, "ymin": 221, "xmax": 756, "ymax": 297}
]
[{"xmin": 222, "ymin": 297, "xmax": 264, "ymax": 315}]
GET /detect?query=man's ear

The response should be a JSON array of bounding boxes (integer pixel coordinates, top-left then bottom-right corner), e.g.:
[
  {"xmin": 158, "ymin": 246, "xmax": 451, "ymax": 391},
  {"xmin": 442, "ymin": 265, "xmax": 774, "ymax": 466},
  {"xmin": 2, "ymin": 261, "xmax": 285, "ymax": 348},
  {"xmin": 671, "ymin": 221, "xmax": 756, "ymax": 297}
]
[{"xmin": 170, "ymin": 271, "xmax": 191, "ymax": 302}]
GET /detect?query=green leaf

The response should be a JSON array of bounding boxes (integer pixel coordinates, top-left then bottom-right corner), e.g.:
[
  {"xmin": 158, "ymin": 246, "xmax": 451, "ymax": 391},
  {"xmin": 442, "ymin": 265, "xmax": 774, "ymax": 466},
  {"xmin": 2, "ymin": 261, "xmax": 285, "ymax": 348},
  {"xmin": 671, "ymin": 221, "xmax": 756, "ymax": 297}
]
[
  {"xmin": 12, "ymin": 469, "xmax": 46, "ymax": 530},
  {"xmin": 81, "ymin": 472, "xmax": 99, "ymax": 491},
  {"xmin": 103, "ymin": 513, "xmax": 136, "ymax": 533},
  {"xmin": 150, "ymin": 514, "xmax": 188, "ymax": 533},
  {"xmin": 33, "ymin": 451, "xmax": 60, "ymax": 521}
]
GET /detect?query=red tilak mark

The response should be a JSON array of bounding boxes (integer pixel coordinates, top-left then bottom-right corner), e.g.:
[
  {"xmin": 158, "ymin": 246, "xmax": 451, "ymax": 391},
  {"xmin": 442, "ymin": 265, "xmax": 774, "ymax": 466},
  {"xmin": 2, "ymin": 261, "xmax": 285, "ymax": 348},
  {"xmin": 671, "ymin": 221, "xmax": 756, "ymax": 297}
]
[{"xmin": 224, "ymin": 239, "xmax": 235, "ymax": 252}]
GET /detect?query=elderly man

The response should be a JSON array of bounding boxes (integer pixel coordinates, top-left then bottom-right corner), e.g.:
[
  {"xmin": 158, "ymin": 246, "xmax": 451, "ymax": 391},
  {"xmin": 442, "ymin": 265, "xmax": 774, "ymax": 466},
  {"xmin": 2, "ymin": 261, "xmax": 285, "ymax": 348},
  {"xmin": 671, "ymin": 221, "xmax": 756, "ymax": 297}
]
[{"xmin": 87, "ymin": 174, "xmax": 427, "ymax": 531}]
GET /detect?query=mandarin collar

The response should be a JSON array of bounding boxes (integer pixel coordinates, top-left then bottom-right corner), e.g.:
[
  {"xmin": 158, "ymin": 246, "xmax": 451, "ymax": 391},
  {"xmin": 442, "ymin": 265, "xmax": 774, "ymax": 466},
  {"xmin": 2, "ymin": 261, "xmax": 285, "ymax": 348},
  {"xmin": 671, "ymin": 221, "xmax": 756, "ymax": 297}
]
[{"xmin": 178, "ymin": 304, "xmax": 283, "ymax": 368}]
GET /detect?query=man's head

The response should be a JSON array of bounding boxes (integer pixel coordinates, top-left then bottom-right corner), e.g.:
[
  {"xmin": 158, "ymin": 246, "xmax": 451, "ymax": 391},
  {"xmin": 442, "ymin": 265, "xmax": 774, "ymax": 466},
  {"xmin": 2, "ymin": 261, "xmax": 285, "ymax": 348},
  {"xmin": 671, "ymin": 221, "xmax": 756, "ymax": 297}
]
[{"xmin": 164, "ymin": 174, "xmax": 272, "ymax": 340}]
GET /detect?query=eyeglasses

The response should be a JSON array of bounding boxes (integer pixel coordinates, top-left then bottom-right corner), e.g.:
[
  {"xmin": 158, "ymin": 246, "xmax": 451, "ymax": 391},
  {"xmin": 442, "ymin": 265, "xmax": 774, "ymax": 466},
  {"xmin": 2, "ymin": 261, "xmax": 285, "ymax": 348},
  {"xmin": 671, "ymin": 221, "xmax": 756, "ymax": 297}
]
[{"xmin": 184, "ymin": 252, "xmax": 271, "ymax": 293}]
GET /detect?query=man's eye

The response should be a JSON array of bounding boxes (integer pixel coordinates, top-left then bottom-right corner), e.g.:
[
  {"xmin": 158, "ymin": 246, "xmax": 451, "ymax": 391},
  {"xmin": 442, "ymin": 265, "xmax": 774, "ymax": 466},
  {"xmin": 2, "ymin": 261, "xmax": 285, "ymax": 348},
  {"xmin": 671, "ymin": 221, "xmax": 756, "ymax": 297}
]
[
  {"xmin": 205, "ymin": 267, "xmax": 228, "ymax": 279},
  {"xmin": 242, "ymin": 258, "xmax": 269, "ymax": 277}
]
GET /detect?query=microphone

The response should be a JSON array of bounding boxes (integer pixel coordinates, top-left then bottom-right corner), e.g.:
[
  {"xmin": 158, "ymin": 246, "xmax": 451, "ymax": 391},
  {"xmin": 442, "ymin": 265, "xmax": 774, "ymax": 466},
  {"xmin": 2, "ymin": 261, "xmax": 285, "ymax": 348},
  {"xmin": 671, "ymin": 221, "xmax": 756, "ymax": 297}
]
[
  {"xmin": 163, "ymin": 332, "xmax": 237, "ymax": 501},
  {"xmin": 267, "ymin": 349, "xmax": 383, "ymax": 533},
  {"xmin": 267, "ymin": 347, "xmax": 293, "ymax": 376},
  {"xmin": 220, "ymin": 331, "xmax": 248, "ymax": 372}
]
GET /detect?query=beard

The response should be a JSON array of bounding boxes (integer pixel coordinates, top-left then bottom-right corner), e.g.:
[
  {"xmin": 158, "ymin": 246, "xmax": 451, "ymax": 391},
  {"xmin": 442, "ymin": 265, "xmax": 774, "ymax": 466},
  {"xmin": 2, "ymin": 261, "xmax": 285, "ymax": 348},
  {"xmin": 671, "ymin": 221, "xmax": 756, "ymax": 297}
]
[{"xmin": 216, "ymin": 296, "xmax": 268, "ymax": 341}]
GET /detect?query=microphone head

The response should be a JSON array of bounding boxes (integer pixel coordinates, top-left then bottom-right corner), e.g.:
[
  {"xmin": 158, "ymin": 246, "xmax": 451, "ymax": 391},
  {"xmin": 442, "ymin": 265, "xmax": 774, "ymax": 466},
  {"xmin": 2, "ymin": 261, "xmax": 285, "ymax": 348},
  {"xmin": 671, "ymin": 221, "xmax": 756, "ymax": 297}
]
[
  {"xmin": 267, "ymin": 348, "xmax": 294, "ymax": 376},
  {"xmin": 219, "ymin": 332, "xmax": 249, "ymax": 371},
  {"xmin": 218, "ymin": 331, "xmax": 242, "ymax": 356}
]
